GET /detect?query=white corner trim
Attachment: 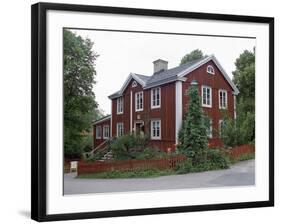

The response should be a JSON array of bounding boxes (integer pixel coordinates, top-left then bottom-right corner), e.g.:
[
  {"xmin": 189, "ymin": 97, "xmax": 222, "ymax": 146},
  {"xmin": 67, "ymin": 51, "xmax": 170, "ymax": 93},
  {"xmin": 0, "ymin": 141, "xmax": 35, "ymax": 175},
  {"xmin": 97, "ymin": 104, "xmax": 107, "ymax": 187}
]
[
  {"xmin": 110, "ymin": 103, "xmax": 112, "ymax": 138},
  {"xmin": 234, "ymin": 95, "xmax": 237, "ymax": 120},
  {"xmin": 130, "ymin": 91, "xmax": 133, "ymax": 132},
  {"xmin": 175, "ymin": 81, "xmax": 183, "ymax": 144}
]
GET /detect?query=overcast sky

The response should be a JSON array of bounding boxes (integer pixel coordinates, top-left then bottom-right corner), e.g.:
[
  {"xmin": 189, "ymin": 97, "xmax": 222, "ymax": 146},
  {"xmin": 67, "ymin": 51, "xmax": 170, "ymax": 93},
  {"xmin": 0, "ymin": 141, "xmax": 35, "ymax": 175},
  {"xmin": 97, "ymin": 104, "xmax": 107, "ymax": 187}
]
[{"xmin": 68, "ymin": 29, "xmax": 255, "ymax": 115}]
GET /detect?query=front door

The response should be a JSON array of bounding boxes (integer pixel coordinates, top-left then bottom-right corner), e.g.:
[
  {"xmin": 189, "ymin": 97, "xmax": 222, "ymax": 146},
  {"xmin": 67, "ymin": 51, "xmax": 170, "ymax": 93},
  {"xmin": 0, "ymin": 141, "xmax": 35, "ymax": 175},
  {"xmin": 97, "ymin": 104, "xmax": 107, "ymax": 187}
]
[{"xmin": 135, "ymin": 121, "xmax": 144, "ymax": 136}]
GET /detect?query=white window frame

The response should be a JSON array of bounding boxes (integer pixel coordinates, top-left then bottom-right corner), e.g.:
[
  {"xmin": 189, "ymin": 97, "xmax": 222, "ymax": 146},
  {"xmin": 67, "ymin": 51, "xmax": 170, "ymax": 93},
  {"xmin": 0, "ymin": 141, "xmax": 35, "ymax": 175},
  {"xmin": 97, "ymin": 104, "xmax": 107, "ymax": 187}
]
[
  {"xmin": 132, "ymin": 81, "xmax": 138, "ymax": 88},
  {"xmin": 201, "ymin": 85, "xmax": 212, "ymax": 108},
  {"xmin": 206, "ymin": 119, "xmax": 213, "ymax": 138},
  {"xmin": 116, "ymin": 123, "xmax": 124, "ymax": 137},
  {"xmin": 96, "ymin": 126, "xmax": 102, "ymax": 139},
  {"xmin": 135, "ymin": 91, "xmax": 144, "ymax": 112},
  {"xmin": 151, "ymin": 87, "xmax": 161, "ymax": 109},
  {"xmin": 117, "ymin": 97, "xmax": 123, "ymax": 114},
  {"xmin": 151, "ymin": 119, "xmax": 161, "ymax": 140},
  {"xmin": 207, "ymin": 65, "xmax": 215, "ymax": 74},
  {"xmin": 219, "ymin": 89, "xmax": 228, "ymax": 109},
  {"xmin": 103, "ymin": 125, "xmax": 109, "ymax": 139},
  {"xmin": 219, "ymin": 119, "xmax": 224, "ymax": 137}
]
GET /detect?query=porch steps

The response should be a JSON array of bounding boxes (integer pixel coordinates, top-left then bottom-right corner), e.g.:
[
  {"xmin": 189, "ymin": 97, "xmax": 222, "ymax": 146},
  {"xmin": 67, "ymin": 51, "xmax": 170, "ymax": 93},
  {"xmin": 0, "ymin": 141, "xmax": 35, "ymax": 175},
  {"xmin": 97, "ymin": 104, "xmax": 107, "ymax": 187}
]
[{"xmin": 100, "ymin": 151, "xmax": 114, "ymax": 161}]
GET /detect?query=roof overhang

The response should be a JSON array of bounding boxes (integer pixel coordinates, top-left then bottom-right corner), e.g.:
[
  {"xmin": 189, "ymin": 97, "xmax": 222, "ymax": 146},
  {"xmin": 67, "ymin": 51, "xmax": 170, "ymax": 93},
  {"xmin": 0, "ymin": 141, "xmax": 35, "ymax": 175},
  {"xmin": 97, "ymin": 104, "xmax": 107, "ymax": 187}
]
[
  {"xmin": 108, "ymin": 55, "xmax": 239, "ymax": 99},
  {"xmin": 92, "ymin": 115, "xmax": 111, "ymax": 125},
  {"xmin": 177, "ymin": 55, "xmax": 239, "ymax": 95},
  {"xmin": 144, "ymin": 76, "xmax": 187, "ymax": 90},
  {"xmin": 108, "ymin": 73, "xmax": 146, "ymax": 99}
]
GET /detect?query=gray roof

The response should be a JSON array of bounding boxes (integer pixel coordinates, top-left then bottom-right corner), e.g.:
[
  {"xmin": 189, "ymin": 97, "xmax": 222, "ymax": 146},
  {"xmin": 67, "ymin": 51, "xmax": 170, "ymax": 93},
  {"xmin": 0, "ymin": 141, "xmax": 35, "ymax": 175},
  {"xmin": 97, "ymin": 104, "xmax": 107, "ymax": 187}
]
[
  {"xmin": 146, "ymin": 58, "xmax": 205, "ymax": 86},
  {"xmin": 134, "ymin": 73, "xmax": 151, "ymax": 83},
  {"xmin": 108, "ymin": 56, "xmax": 239, "ymax": 99}
]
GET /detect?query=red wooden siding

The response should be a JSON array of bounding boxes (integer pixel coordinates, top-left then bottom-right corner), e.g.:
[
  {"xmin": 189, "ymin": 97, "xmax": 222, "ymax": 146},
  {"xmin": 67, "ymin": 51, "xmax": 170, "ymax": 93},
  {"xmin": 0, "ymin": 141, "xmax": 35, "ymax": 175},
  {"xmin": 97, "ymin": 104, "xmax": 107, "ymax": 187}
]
[
  {"xmin": 93, "ymin": 118, "xmax": 111, "ymax": 148},
  {"xmin": 111, "ymin": 79, "xmax": 176, "ymax": 151},
  {"xmin": 94, "ymin": 59, "xmax": 237, "ymax": 151},
  {"xmin": 182, "ymin": 61, "xmax": 235, "ymax": 145}
]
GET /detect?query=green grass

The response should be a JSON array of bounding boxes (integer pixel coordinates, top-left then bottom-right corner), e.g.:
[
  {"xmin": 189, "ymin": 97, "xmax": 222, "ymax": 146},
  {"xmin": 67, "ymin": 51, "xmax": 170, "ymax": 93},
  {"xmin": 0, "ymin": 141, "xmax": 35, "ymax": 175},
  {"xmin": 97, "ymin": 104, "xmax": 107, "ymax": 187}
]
[{"xmin": 78, "ymin": 168, "xmax": 176, "ymax": 179}]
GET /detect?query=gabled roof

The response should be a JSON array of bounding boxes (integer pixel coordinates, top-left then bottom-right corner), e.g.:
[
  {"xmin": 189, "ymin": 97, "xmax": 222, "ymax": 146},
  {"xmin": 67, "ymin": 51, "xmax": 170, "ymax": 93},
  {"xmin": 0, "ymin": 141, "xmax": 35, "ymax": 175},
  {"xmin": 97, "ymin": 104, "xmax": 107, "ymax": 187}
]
[
  {"xmin": 108, "ymin": 55, "xmax": 239, "ymax": 99},
  {"xmin": 92, "ymin": 115, "xmax": 111, "ymax": 125},
  {"xmin": 108, "ymin": 73, "xmax": 150, "ymax": 99}
]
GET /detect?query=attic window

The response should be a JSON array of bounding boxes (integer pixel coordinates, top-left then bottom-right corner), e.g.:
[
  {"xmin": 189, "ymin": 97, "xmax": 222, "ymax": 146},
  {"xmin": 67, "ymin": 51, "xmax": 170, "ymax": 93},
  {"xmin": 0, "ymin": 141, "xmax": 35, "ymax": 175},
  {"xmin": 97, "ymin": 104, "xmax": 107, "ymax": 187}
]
[
  {"xmin": 132, "ymin": 81, "xmax": 138, "ymax": 88},
  {"xmin": 207, "ymin": 65, "xmax": 215, "ymax": 74}
]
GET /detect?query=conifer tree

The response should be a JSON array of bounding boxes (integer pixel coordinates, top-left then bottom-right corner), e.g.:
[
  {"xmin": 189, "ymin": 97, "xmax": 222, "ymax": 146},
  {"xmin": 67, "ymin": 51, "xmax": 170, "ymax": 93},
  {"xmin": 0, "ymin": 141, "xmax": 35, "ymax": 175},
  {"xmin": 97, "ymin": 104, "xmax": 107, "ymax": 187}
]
[{"xmin": 178, "ymin": 80, "xmax": 208, "ymax": 164}]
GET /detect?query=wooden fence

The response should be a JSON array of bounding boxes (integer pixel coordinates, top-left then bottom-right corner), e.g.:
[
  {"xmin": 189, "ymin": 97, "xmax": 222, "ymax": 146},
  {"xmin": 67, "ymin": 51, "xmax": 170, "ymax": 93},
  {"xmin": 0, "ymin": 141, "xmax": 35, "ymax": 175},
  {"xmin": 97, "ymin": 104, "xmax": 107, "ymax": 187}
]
[
  {"xmin": 75, "ymin": 144, "xmax": 254, "ymax": 175},
  {"xmin": 77, "ymin": 155, "xmax": 186, "ymax": 175},
  {"xmin": 227, "ymin": 144, "xmax": 255, "ymax": 159}
]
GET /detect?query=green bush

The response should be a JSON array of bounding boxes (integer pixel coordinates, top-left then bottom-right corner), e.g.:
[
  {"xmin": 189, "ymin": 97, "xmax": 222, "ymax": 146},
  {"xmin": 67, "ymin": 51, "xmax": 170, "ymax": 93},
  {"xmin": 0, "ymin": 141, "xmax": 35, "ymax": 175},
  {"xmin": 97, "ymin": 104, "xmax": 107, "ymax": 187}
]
[
  {"xmin": 175, "ymin": 159, "xmax": 193, "ymax": 174},
  {"xmin": 109, "ymin": 134, "xmax": 149, "ymax": 160},
  {"xmin": 206, "ymin": 149, "xmax": 230, "ymax": 169},
  {"xmin": 85, "ymin": 150, "xmax": 104, "ymax": 162},
  {"xmin": 221, "ymin": 111, "xmax": 255, "ymax": 148},
  {"xmin": 134, "ymin": 147, "xmax": 166, "ymax": 160},
  {"xmin": 176, "ymin": 149, "xmax": 229, "ymax": 174}
]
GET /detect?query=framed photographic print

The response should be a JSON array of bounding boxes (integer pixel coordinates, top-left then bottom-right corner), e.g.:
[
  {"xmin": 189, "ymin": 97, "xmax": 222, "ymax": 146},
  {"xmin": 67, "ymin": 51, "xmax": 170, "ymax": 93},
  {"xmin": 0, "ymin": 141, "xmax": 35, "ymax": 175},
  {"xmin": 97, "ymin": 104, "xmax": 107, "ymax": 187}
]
[{"xmin": 31, "ymin": 2, "xmax": 274, "ymax": 222}]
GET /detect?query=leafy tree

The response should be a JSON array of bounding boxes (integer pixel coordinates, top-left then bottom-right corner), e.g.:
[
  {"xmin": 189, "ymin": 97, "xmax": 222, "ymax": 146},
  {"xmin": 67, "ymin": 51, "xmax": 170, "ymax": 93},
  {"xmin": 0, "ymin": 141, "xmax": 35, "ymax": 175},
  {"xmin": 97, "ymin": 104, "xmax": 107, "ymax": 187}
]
[
  {"xmin": 233, "ymin": 49, "xmax": 255, "ymax": 114},
  {"xmin": 63, "ymin": 29, "xmax": 101, "ymax": 158},
  {"xmin": 180, "ymin": 49, "xmax": 205, "ymax": 65},
  {"xmin": 221, "ymin": 49, "xmax": 255, "ymax": 147},
  {"xmin": 177, "ymin": 82, "xmax": 208, "ymax": 164},
  {"xmin": 221, "ymin": 107, "xmax": 255, "ymax": 147}
]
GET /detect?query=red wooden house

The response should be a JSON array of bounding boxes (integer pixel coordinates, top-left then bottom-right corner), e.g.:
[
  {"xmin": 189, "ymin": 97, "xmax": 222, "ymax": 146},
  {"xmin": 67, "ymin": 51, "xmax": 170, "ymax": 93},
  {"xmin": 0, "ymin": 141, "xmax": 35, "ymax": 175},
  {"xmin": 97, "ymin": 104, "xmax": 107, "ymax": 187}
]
[{"xmin": 93, "ymin": 55, "xmax": 239, "ymax": 152}]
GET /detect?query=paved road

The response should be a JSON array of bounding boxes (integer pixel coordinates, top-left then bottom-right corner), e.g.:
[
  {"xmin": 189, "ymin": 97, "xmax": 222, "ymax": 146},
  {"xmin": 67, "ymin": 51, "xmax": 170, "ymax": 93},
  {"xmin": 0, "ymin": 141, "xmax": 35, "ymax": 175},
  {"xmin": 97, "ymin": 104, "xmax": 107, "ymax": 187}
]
[{"xmin": 64, "ymin": 159, "xmax": 255, "ymax": 195}]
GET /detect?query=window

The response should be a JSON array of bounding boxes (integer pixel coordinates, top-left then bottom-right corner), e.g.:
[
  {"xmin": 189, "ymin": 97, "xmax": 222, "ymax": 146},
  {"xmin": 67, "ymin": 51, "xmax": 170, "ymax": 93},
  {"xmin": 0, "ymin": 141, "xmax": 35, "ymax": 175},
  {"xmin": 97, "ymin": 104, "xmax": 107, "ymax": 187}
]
[
  {"xmin": 151, "ymin": 87, "xmax": 161, "ymax": 108},
  {"xmin": 96, "ymin": 126, "xmax": 101, "ymax": 139},
  {"xmin": 132, "ymin": 81, "xmax": 137, "ymax": 88},
  {"xmin": 219, "ymin": 119, "xmax": 225, "ymax": 137},
  {"xmin": 202, "ymin": 86, "xmax": 212, "ymax": 107},
  {"xmin": 207, "ymin": 65, "xmax": 215, "ymax": 74},
  {"xmin": 151, "ymin": 120, "xmax": 161, "ymax": 140},
  {"xmin": 135, "ymin": 91, "xmax": 143, "ymax": 111},
  {"xmin": 219, "ymin": 89, "xmax": 228, "ymax": 109},
  {"xmin": 116, "ymin": 123, "xmax": 124, "ymax": 137},
  {"xmin": 206, "ymin": 119, "xmax": 213, "ymax": 138},
  {"xmin": 103, "ymin": 125, "xmax": 109, "ymax": 139},
  {"xmin": 117, "ymin": 97, "xmax": 123, "ymax": 114}
]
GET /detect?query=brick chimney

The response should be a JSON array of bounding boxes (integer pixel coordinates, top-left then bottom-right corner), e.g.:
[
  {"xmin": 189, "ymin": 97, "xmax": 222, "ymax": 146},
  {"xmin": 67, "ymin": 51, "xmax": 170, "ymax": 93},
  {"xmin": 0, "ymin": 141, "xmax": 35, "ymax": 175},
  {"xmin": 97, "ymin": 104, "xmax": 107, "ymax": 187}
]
[{"xmin": 153, "ymin": 59, "xmax": 168, "ymax": 73}]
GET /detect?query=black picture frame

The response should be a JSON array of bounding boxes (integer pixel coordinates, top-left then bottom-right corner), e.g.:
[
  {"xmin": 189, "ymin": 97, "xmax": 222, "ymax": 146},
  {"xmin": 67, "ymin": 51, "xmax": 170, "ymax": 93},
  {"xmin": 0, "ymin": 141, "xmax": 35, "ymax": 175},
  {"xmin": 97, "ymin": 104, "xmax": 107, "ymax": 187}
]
[{"xmin": 31, "ymin": 2, "xmax": 274, "ymax": 222}]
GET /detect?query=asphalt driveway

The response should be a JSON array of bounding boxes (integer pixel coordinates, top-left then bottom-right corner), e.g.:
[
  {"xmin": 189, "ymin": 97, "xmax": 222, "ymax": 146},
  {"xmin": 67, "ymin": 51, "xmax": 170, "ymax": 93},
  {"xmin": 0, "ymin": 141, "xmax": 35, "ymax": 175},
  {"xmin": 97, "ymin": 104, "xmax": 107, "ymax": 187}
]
[{"xmin": 64, "ymin": 159, "xmax": 255, "ymax": 195}]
